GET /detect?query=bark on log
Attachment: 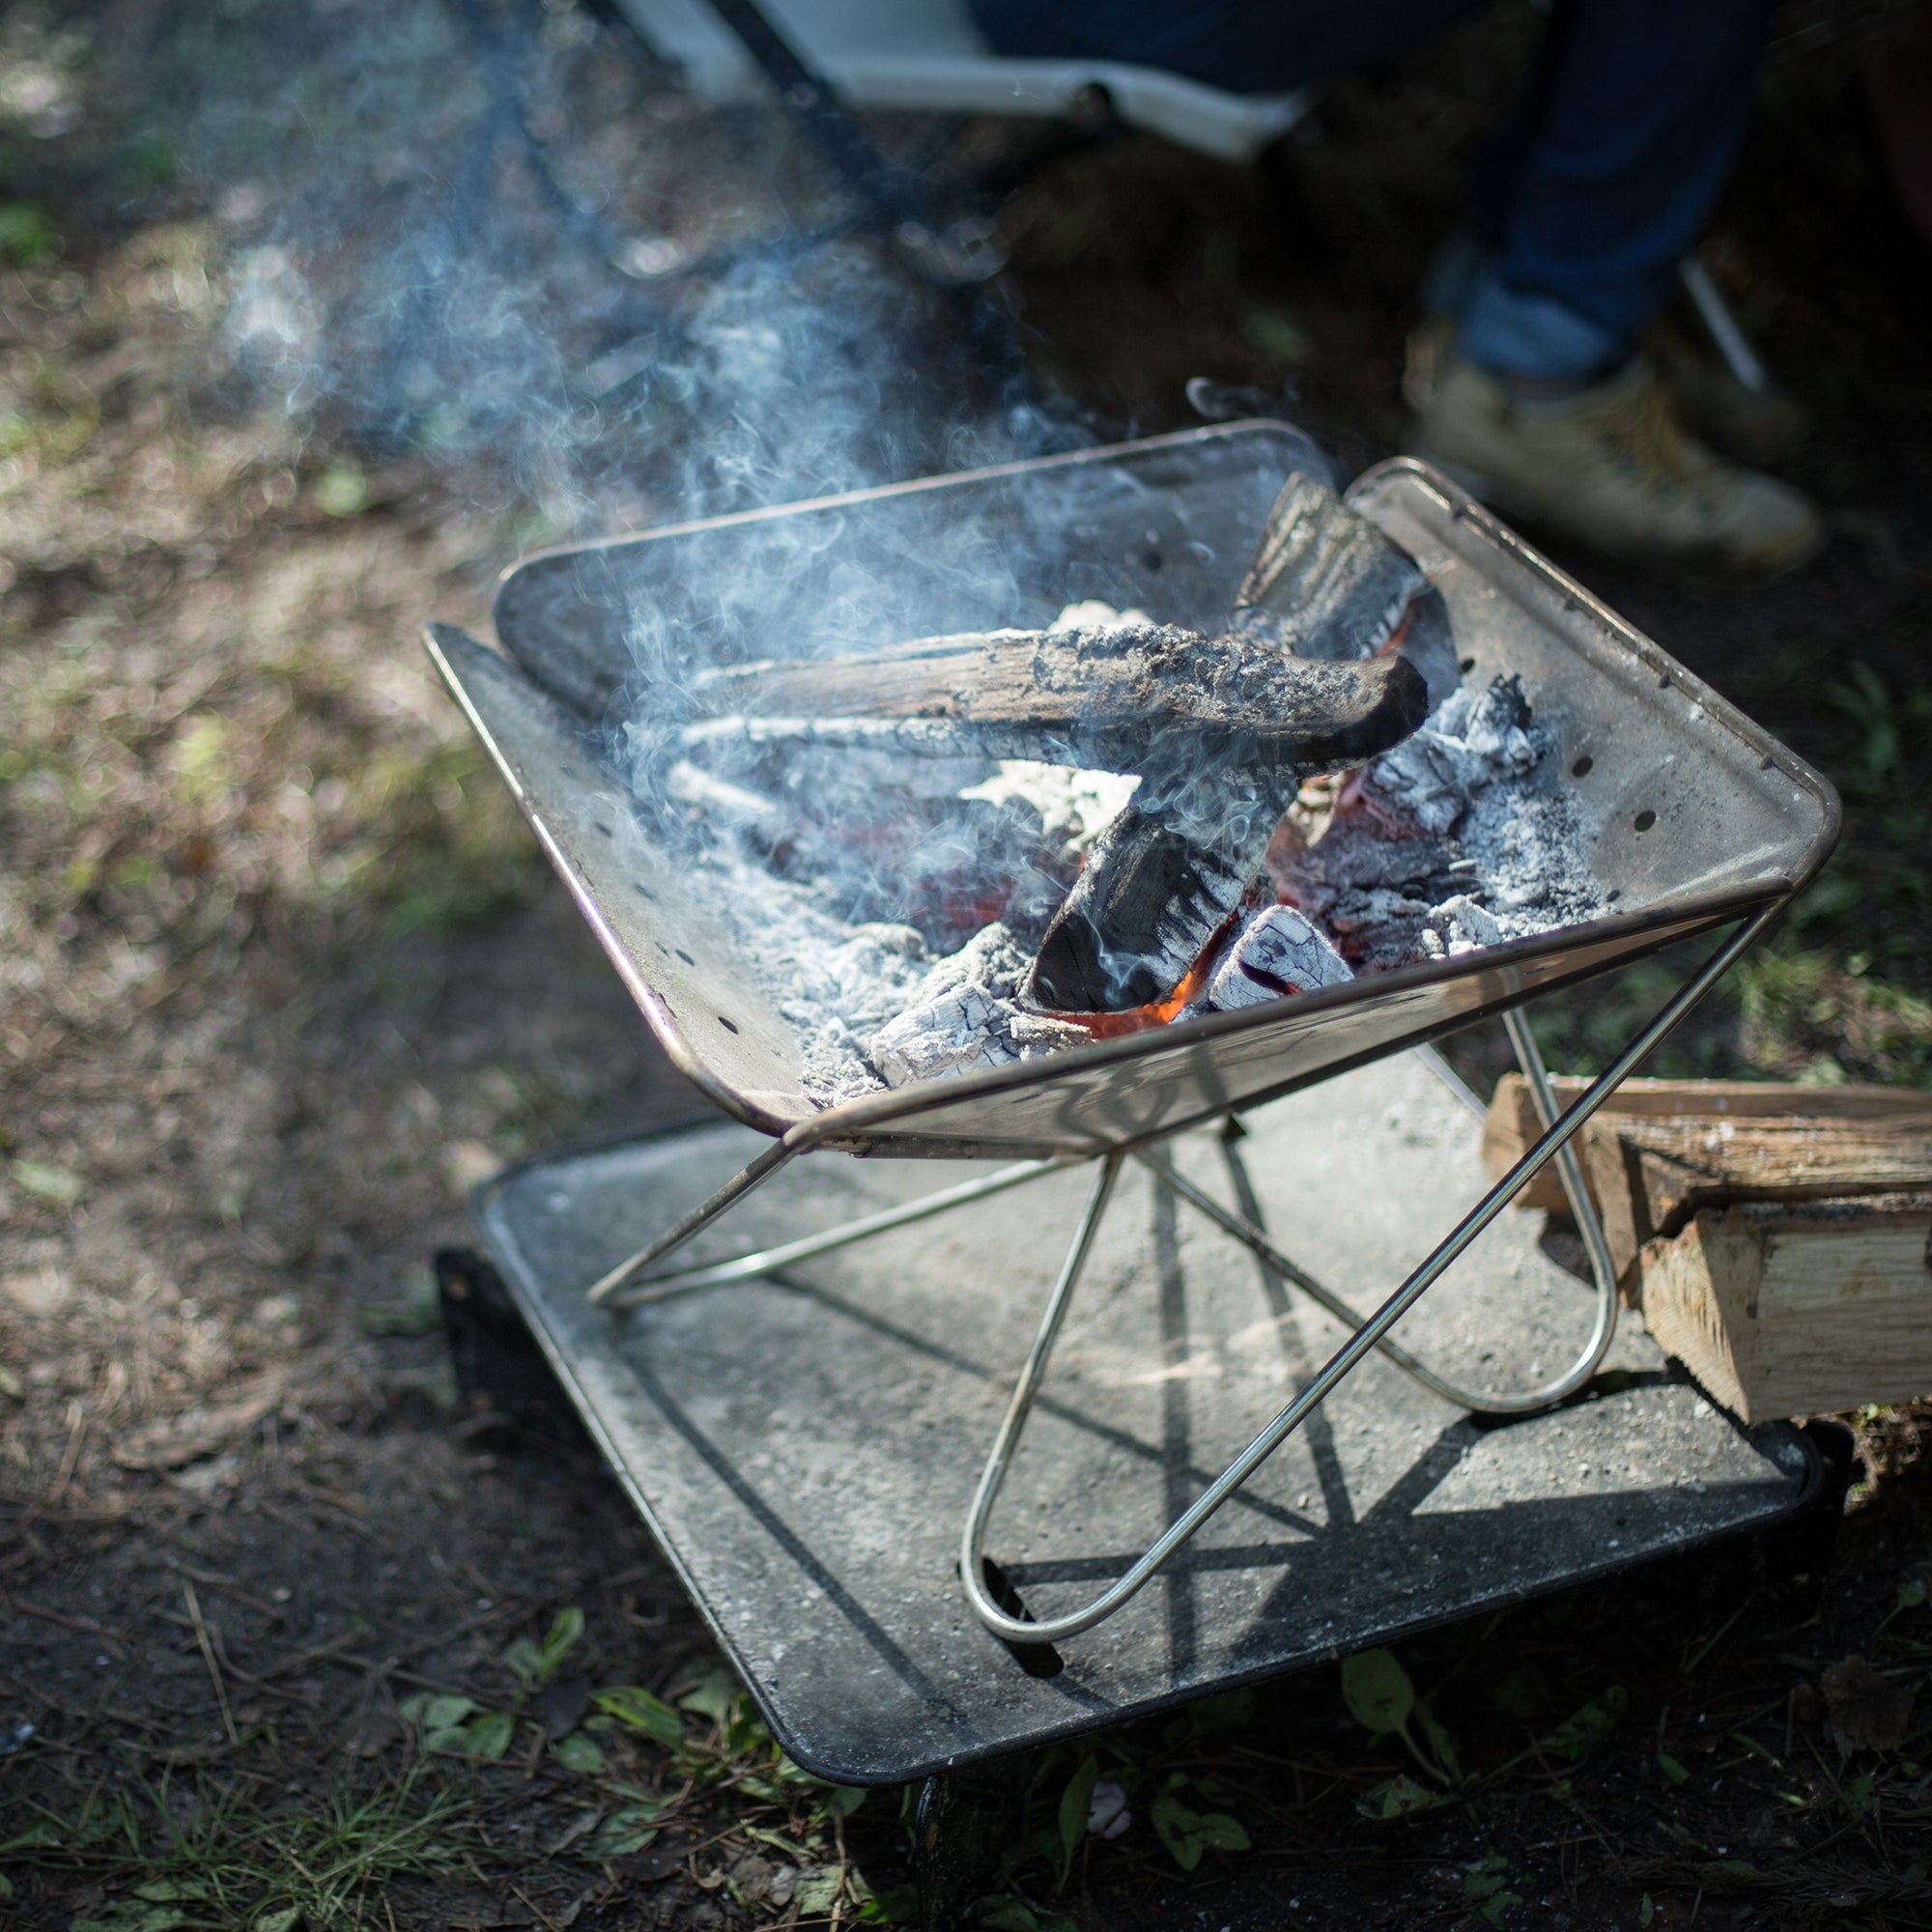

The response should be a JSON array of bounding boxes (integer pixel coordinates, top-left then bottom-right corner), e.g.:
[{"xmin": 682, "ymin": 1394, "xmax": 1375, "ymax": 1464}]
[{"xmin": 686, "ymin": 624, "xmax": 1430, "ymax": 782}]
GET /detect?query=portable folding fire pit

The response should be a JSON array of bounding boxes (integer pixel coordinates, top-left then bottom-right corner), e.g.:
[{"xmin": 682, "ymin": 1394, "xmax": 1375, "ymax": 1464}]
[{"xmin": 426, "ymin": 424, "xmax": 1839, "ymax": 1798}]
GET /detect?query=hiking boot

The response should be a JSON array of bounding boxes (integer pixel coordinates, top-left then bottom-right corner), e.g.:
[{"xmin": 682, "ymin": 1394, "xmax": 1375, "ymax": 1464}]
[
  {"xmin": 1407, "ymin": 351, "xmax": 1824, "ymax": 573},
  {"xmin": 1643, "ymin": 320, "xmax": 1809, "ymax": 467},
  {"xmin": 1405, "ymin": 314, "xmax": 1810, "ymax": 469}
]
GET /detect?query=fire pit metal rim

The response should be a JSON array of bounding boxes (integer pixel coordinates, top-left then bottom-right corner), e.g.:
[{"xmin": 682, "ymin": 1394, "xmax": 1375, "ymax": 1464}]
[
  {"xmin": 427, "ymin": 610, "xmax": 1827, "ymax": 1157},
  {"xmin": 434, "ymin": 419, "xmax": 1852, "ymax": 1646}
]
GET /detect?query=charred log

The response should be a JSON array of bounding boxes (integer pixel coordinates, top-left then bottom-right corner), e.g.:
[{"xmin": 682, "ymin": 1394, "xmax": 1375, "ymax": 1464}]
[
  {"xmin": 685, "ymin": 622, "xmax": 1430, "ymax": 783},
  {"xmin": 1022, "ymin": 806, "xmax": 1251, "ymax": 1013},
  {"xmin": 1235, "ymin": 472, "xmax": 1461, "ymax": 707}
]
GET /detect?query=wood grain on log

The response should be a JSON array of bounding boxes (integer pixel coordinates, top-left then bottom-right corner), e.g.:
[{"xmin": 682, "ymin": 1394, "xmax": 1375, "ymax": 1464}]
[
  {"xmin": 1481, "ymin": 1073, "xmax": 1932, "ymax": 1286},
  {"xmin": 1638, "ymin": 1193, "xmax": 1932, "ymax": 1421},
  {"xmin": 686, "ymin": 624, "xmax": 1429, "ymax": 780}
]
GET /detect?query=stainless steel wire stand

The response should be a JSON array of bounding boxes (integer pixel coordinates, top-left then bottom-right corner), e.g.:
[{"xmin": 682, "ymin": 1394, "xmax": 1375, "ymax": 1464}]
[{"xmin": 584, "ymin": 903, "xmax": 1778, "ymax": 1644}]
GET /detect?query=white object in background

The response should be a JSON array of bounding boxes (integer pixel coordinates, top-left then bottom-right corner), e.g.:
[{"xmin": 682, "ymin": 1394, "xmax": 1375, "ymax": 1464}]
[{"xmin": 615, "ymin": 0, "xmax": 1311, "ymax": 164}]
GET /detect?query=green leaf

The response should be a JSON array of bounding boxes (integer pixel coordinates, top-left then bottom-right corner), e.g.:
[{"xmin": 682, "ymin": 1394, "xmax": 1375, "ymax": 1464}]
[
  {"xmin": 1193, "ymin": 1812, "xmax": 1249, "ymax": 1853},
  {"xmin": 1341, "ymin": 1650, "xmax": 1415, "ymax": 1736},
  {"xmin": 1149, "ymin": 1791, "xmax": 1205, "ymax": 1871},
  {"xmin": 593, "ymin": 1686, "xmax": 685, "ymax": 1743},
  {"xmin": 133, "ymin": 1882, "xmax": 210, "ymax": 1903},
  {"xmin": 1058, "ymin": 1755, "xmax": 1099, "ymax": 1857},
  {"xmin": 1463, "ymin": 1859, "xmax": 1511, "ymax": 1902},
  {"xmin": 1658, "ymin": 1751, "xmax": 1690, "ymax": 1786},
  {"xmin": 794, "ymin": 1870, "xmax": 844, "ymax": 1914},
  {"xmin": 1535, "ymin": 1685, "xmax": 1628, "ymax": 1759},
  {"xmin": 256, "ymin": 1910, "xmax": 301, "ymax": 1932},
  {"xmin": 1898, "ymin": 1577, "xmax": 1929, "ymax": 1612},
  {"xmin": 0, "ymin": 1821, "xmax": 62, "ymax": 1851},
  {"xmin": 676, "ymin": 1662, "xmax": 741, "ymax": 1722},
  {"xmin": 813, "ymin": 1782, "xmax": 868, "ymax": 1819},
  {"xmin": 593, "ymin": 1806, "xmax": 662, "ymax": 1857},
  {"xmin": 1148, "ymin": 1789, "xmax": 1242, "ymax": 1871},
  {"xmin": 552, "ymin": 1732, "xmax": 607, "ymax": 1774},
  {"xmin": 1463, "ymin": 1855, "xmax": 1521, "ymax": 1922},
  {"xmin": 403, "ymin": 1692, "xmax": 477, "ymax": 1734},
  {"xmin": 1355, "ymin": 1774, "xmax": 1444, "ymax": 1820},
  {"xmin": 1639, "ymin": 1896, "xmax": 1655, "ymax": 1928},
  {"xmin": 74, "ymin": 1910, "xmax": 190, "ymax": 1932},
  {"xmin": 537, "ymin": 1606, "xmax": 585, "ymax": 1681},
  {"xmin": 975, "ymin": 1898, "xmax": 1076, "ymax": 1932},
  {"xmin": 0, "ymin": 1875, "xmax": 12, "ymax": 1899},
  {"xmin": 500, "ymin": 1636, "xmax": 546, "ymax": 1687},
  {"xmin": 977, "ymin": 1901, "xmax": 1041, "ymax": 1932},
  {"xmin": 460, "ymin": 1710, "xmax": 516, "ymax": 1760}
]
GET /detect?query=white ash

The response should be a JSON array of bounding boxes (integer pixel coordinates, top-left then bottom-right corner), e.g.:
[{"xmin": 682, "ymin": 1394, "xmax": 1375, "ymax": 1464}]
[
  {"xmin": 1364, "ymin": 676, "xmax": 1539, "ymax": 835},
  {"xmin": 665, "ymin": 621, "xmax": 1605, "ymax": 1102},
  {"xmin": 870, "ymin": 923, "xmax": 1089, "ymax": 1088},
  {"xmin": 1207, "ymin": 904, "xmax": 1353, "ymax": 1010},
  {"xmin": 957, "ymin": 760, "xmax": 1141, "ymax": 867},
  {"xmin": 1050, "ymin": 599, "xmax": 1154, "ymax": 634},
  {"xmin": 1419, "ymin": 892, "xmax": 1507, "ymax": 957},
  {"xmin": 1277, "ymin": 672, "xmax": 1605, "ymax": 972}
]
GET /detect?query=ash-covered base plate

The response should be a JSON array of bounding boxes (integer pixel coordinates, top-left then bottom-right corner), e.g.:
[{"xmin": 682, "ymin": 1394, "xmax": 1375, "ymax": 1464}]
[{"xmin": 477, "ymin": 1053, "xmax": 1814, "ymax": 1785}]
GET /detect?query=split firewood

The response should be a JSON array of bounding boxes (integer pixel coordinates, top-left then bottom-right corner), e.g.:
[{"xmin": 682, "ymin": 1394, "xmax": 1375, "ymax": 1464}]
[
  {"xmin": 685, "ymin": 619, "xmax": 1429, "ymax": 785},
  {"xmin": 1233, "ymin": 470, "xmax": 1461, "ymax": 707},
  {"xmin": 1481, "ymin": 1072, "xmax": 1932, "ymax": 1293}
]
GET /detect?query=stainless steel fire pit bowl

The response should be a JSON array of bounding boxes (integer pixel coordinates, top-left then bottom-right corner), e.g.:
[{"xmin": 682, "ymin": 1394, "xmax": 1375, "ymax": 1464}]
[{"xmin": 426, "ymin": 422, "xmax": 1837, "ymax": 1644}]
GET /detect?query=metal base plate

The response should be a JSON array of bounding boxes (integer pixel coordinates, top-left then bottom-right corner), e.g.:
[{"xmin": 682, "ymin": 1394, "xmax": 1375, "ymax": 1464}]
[{"xmin": 476, "ymin": 1052, "xmax": 1814, "ymax": 1784}]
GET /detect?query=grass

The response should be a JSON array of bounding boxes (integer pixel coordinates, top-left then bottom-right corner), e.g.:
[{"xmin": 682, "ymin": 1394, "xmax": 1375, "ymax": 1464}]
[{"xmin": 6, "ymin": 1768, "xmax": 472, "ymax": 1931}]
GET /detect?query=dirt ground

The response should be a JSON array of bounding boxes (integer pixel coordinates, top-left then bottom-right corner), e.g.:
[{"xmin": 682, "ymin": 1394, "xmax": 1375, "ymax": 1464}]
[{"xmin": 3, "ymin": 2, "xmax": 1931, "ymax": 1928}]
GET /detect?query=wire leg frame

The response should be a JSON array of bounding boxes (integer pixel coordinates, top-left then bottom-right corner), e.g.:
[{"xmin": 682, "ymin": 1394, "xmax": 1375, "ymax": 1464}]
[{"xmin": 584, "ymin": 906, "xmax": 1777, "ymax": 1644}]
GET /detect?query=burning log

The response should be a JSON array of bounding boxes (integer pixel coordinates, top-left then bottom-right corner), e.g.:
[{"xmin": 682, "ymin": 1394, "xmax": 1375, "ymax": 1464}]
[
  {"xmin": 1020, "ymin": 476, "xmax": 1464, "ymax": 1014},
  {"xmin": 1234, "ymin": 471, "xmax": 1462, "ymax": 708},
  {"xmin": 684, "ymin": 618, "xmax": 1428, "ymax": 785},
  {"xmin": 1022, "ymin": 806, "xmax": 1253, "ymax": 1013},
  {"xmin": 1206, "ymin": 904, "xmax": 1354, "ymax": 1009}
]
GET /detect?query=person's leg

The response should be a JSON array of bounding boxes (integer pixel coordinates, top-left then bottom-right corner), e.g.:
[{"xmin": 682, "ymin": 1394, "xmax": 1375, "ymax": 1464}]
[
  {"xmin": 1460, "ymin": 0, "xmax": 1773, "ymax": 383},
  {"xmin": 968, "ymin": 0, "xmax": 1484, "ymax": 97},
  {"xmin": 1410, "ymin": 0, "xmax": 1820, "ymax": 570}
]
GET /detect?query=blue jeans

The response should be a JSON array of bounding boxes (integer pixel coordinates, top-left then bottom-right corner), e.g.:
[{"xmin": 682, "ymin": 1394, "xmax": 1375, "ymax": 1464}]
[{"xmin": 968, "ymin": 0, "xmax": 1775, "ymax": 380}]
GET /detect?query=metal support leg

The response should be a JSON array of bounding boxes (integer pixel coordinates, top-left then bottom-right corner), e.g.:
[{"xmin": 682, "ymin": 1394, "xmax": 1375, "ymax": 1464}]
[
  {"xmin": 594, "ymin": 1157, "xmax": 1065, "ymax": 1309},
  {"xmin": 957, "ymin": 905, "xmax": 1778, "ymax": 1644},
  {"xmin": 1135, "ymin": 1005, "xmax": 1624, "ymax": 1415},
  {"xmin": 585, "ymin": 1137, "xmax": 800, "ymax": 1304},
  {"xmin": 1680, "ymin": 252, "xmax": 1770, "ymax": 394}
]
